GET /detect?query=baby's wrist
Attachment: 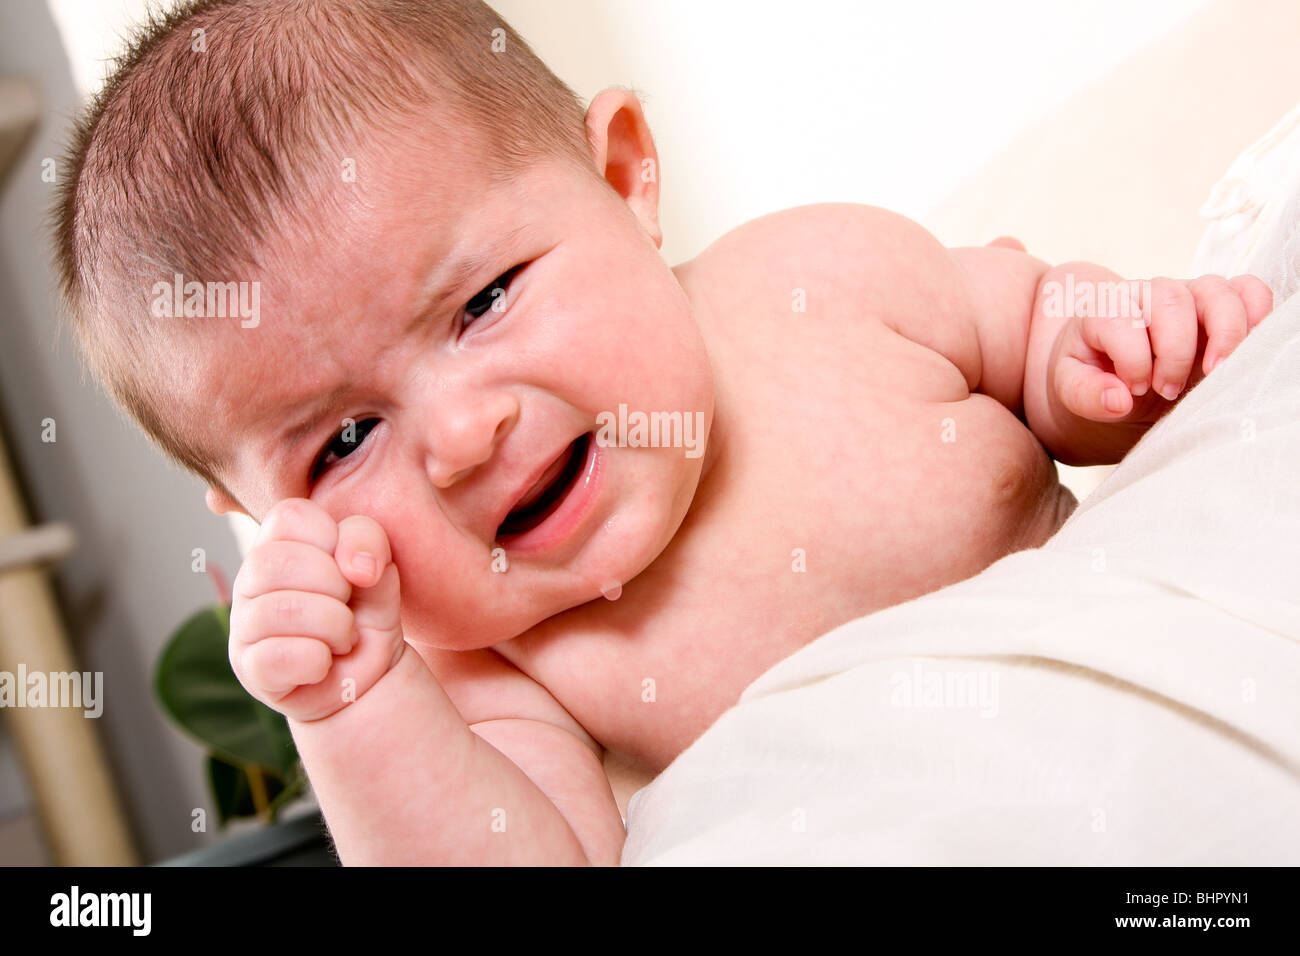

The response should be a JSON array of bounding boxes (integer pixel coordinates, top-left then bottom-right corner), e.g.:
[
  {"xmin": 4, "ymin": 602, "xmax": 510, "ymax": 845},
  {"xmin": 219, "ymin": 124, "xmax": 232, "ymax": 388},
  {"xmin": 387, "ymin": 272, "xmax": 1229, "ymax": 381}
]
[
  {"xmin": 288, "ymin": 641, "xmax": 415, "ymax": 726},
  {"xmin": 287, "ymin": 642, "xmax": 468, "ymax": 778}
]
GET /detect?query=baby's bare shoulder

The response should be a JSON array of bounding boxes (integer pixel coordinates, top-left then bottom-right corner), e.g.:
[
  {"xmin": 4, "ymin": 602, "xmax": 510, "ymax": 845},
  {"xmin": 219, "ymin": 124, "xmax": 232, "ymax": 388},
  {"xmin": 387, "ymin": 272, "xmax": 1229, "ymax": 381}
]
[
  {"xmin": 680, "ymin": 203, "xmax": 965, "ymax": 324},
  {"xmin": 695, "ymin": 201, "xmax": 948, "ymax": 268},
  {"xmin": 676, "ymin": 203, "xmax": 977, "ymax": 382}
]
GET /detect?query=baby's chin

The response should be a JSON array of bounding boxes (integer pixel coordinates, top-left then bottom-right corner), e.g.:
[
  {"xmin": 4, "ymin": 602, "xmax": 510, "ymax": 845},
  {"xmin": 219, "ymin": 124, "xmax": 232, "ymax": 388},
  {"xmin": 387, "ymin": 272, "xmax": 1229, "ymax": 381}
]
[
  {"xmin": 443, "ymin": 545, "xmax": 667, "ymax": 650},
  {"xmin": 411, "ymin": 479, "xmax": 697, "ymax": 650},
  {"xmin": 557, "ymin": 448, "xmax": 705, "ymax": 600}
]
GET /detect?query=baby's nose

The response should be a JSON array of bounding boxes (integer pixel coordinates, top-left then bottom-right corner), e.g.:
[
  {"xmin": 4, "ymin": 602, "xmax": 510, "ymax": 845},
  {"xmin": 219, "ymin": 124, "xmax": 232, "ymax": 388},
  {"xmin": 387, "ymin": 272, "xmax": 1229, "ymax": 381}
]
[{"xmin": 422, "ymin": 389, "xmax": 518, "ymax": 489}]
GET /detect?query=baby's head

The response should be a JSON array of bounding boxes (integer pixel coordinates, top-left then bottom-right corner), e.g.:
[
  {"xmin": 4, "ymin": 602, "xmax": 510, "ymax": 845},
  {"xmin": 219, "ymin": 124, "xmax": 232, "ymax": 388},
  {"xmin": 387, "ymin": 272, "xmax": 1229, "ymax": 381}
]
[{"xmin": 53, "ymin": 0, "xmax": 715, "ymax": 648}]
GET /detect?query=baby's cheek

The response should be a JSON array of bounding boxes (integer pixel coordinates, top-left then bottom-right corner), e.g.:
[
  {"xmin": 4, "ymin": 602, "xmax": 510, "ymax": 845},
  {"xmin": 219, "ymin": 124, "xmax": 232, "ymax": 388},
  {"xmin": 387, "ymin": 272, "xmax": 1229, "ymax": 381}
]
[
  {"xmin": 394, "ymin": 562, "xmax": 488, "ymax": 648},
  {"xmin": 392, "ymin": 537, "xmax": 515, "ymax": 649}
]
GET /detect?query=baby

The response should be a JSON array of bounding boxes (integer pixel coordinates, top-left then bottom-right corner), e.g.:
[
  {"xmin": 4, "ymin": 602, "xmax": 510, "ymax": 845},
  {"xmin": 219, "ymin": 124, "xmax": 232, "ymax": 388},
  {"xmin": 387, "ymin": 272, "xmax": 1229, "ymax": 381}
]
[{"xmin": 54, "ymin": 0, "xmax": 1272, "ymax": 865}]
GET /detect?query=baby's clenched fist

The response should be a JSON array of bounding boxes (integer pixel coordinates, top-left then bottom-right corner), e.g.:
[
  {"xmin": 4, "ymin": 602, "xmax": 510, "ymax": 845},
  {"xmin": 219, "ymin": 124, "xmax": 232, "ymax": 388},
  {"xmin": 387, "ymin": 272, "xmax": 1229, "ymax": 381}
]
[
  {"xmin": 229, "ymin": 498, "xmax": 405, "ymax": 722},
  {"xmin": 1051, "ymin": 273, "xmax": 1272, "ymax": 422}
]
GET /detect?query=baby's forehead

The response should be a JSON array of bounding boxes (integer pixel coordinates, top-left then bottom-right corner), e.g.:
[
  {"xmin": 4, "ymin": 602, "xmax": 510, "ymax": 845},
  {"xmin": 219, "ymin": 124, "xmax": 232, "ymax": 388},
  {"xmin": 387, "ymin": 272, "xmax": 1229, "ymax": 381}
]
[
  {"xmin": 173, "ymin": 138, "xmax": 566, "ymax": 441},
  {"xmin": 177, "ymin": 354, "xmax": 321, "ymax": 516},
  {"xmin": 164, "ymin": 259, "xmax": 415, "ymax": 499}
]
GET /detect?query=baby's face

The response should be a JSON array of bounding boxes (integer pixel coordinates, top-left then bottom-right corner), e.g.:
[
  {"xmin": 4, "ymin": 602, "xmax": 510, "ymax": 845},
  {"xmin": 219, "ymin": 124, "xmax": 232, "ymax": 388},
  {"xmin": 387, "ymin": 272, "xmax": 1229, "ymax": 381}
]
[{"xmin": 201, "ymin": 128, "xmax": 714, "ymax": 648}]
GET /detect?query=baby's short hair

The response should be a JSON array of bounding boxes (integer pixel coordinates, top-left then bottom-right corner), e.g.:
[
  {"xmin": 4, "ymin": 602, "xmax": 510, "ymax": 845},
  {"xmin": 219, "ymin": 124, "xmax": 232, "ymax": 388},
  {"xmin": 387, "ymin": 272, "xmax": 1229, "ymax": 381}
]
[{"xmin": 52, "ymin": 0, "xmax": 594, "ymax": 497}]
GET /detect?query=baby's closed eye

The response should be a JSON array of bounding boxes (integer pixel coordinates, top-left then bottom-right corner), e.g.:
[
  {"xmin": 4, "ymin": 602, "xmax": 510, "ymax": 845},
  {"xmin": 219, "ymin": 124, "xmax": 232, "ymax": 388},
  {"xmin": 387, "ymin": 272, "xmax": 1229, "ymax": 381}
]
[
  {"xmin": 313, "ymin": 417, "xmax": 382, "ymax": 480},
  {"xmin": 461, "ymin": 264, "xmax": 526, "ymax": 329}
]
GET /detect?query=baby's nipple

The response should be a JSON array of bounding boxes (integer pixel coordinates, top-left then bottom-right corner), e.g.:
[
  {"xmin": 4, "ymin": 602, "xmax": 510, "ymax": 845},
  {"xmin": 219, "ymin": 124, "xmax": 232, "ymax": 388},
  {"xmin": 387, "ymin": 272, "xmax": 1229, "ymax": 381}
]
[{"xmin": 600, "ymin": 581, "xmax": 623, "ymax": 602}]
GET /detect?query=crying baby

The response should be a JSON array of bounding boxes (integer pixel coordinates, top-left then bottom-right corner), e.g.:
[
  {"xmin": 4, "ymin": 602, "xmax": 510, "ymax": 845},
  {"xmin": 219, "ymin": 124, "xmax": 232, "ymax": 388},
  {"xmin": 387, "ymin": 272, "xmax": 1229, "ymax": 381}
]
[{"xmin": 54, "ymin": 0, "xmax": 1272, "ymax": 864}]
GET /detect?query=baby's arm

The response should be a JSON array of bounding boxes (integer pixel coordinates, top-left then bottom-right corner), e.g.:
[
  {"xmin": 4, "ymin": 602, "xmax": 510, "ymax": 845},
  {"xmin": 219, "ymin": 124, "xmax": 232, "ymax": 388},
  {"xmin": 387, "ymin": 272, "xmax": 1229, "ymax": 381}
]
[
  {"xmin": 230, "ymin": 498, "xmax": 624, "ymax": 865},
  {"xmin": 951, "ymin": 247, "xmax": 1272, "ymax": 464},
  {"xmin": 290, "ymin": 646, "xmax": 622, "ymax": 866},
  {"xmin": 732, "ymin": 204, "xmax": 1269, "ymax": 458}
]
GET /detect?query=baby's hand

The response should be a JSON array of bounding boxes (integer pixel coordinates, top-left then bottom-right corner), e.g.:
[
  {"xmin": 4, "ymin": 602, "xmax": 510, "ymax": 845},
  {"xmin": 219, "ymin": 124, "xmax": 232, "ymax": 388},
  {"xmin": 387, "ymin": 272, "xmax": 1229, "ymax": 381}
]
[
  {"xmin": 229, "ymin": 498, "xmax": 405, "ymax": 723},
  {"xmin": 1052, "ymin": 274, "xmax": 1272, "ymax": 422}
]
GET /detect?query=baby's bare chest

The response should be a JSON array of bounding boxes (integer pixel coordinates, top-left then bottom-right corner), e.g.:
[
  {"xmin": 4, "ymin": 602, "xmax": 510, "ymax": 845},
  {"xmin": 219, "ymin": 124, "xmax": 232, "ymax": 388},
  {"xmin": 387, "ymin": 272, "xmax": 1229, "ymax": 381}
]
[{"xmin": 525, "ymin": 315, "xmax": 1065, "ymax": 776}]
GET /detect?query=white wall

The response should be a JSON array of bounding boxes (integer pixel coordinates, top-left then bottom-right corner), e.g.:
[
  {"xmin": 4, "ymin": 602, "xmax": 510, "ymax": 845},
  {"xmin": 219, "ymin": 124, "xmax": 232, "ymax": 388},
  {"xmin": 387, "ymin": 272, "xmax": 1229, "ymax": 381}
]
[
  {"xmin": 1, "ymin": 0, "xmax": 1233, "ymax": 862},
  {"xmin": 493, "ymin": 0, "xmax": 1213, "ymax": 263}
]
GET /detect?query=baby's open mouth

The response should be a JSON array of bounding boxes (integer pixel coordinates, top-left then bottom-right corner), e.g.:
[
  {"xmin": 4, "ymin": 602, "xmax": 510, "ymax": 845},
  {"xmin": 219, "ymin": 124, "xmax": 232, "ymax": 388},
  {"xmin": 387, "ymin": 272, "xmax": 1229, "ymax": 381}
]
[{"xmin": 496, "ymin": 433, "xmax": 591, "ymax": 541}]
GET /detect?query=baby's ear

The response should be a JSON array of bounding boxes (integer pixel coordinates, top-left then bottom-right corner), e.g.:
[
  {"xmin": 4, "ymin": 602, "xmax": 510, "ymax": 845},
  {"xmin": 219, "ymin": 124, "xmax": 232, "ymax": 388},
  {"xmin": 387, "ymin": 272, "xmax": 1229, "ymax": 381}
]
[
  {"xmin": 205, "ymin": 485, "xmax": 246, "ymax": 517},
  {"xmin": 584, "ymin": 87, "xmax": 662, "ymax": 248}
]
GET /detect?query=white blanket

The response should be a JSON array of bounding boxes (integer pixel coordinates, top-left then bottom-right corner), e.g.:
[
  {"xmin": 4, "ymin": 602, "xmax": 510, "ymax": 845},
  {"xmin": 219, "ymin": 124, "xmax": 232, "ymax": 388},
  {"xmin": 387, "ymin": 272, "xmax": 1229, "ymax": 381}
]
[
  {"xmin": 1192, "ymin": 99, "xmax": 1300, "ymax": 302},
  {"xmin": 622, "ymin": 285, "xmax": 1300, "ymax": 866}
]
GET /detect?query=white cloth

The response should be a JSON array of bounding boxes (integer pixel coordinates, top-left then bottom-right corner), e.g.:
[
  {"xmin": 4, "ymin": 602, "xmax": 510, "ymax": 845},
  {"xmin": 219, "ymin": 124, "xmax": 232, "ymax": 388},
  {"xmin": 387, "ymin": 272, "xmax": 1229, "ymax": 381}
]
[
  {"xmin": 1192, "ymin": 99, "xmax": 1300, "ymax": 300},
  {"xmin": 622, "ymin": 237, "xmax": 1300, "ymax": 867}
]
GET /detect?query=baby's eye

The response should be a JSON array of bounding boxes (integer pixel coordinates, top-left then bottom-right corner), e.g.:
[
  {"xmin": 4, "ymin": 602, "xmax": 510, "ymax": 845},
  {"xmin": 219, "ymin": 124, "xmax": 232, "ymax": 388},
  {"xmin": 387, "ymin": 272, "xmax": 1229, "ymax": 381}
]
[
  {"xmin": 461, "ymin": 265, "xmax": 524, "ymax": 328},
  {"xmin": 312, "ymin": 417, "xmax": 380, "ymax": 480}
]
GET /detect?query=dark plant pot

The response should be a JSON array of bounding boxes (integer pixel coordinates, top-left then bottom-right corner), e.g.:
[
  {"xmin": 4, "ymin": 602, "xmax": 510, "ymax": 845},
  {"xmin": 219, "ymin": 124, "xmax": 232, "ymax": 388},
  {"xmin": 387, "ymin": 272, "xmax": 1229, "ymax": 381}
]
[{"xmin": 157, "ymin": 811, "xmax": 338, "ymax": 867}]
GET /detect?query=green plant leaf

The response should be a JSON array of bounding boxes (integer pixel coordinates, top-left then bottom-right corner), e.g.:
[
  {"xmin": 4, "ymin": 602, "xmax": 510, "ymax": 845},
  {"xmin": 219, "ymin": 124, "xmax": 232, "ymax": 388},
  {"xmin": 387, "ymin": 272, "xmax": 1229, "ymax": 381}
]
[
  {"xmin": 208, "ymin": 755, "xmax": 290, "ymax": 826},
  {"xmin": 155, "ymin": 604, "xmax": 298, "ymax": 776},
  {"xmin": 264, "ymin": 766, "xmax": 308, "ymax": 823}
]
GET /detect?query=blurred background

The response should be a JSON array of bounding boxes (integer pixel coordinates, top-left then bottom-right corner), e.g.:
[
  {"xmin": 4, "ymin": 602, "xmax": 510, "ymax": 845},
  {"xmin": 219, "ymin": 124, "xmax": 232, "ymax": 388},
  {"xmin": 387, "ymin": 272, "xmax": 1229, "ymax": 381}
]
[{"xmin": 0, "ymin": 0, "xmax": 1297, "ymax": 864}]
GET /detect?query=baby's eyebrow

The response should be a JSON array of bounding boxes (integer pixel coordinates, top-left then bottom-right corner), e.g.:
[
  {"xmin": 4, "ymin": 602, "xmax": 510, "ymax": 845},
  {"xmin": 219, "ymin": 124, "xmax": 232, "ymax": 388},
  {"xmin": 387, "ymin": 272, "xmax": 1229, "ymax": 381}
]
[
  {"xmin": 271, "ymin": 382, "xmax": 353, "ymax": 470},
  {"xmin": 405, "ymin": 223, "xmax": 532, "ymax": 335}
]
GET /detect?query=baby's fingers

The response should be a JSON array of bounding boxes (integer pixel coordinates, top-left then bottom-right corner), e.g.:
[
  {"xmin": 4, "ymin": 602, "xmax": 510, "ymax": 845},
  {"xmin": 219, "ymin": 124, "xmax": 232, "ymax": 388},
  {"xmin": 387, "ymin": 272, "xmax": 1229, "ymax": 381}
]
[
  {"xmin": 334, "ymin": 514, "xmax": 392, "ymax": 589},
  {"xmin": 1079, "ymin": 308, "xmax": 1151, "ymax": 396},
  {"xmin": 335, "ymin": 515, "xmax": 402, "ymax": 639},
  {"xmin": 1189, "ymin": 275, "xmax": 1248, "ymax": 374},
  {"xmin": 1229, "ymin": 274, "xmax": 1273, "ymax": 330},
  {"xmin": 1056, "ymin": 353, "xmax": 1133, "ymax": 421},
  {"xmin": 239, "ymin": 636, "xmax": 333, "ymax": 697},
  {"xmin": 233, "ymin": 539, "xmax": 351, "ymax": 604},
  {"xmin": 231, "ymin": 589, "xmax": 357, "ymax": 656},
  {"xmin": 1142, "ymin": 277, "xmax": 1198, "ymax": 401}
]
